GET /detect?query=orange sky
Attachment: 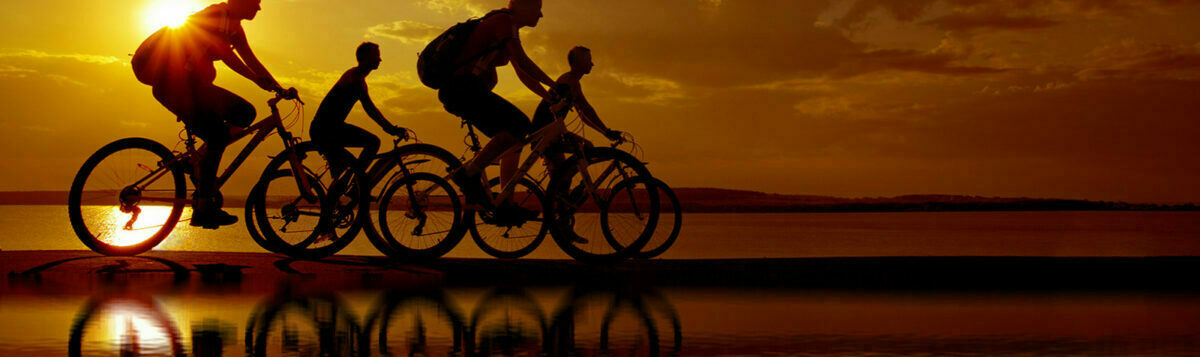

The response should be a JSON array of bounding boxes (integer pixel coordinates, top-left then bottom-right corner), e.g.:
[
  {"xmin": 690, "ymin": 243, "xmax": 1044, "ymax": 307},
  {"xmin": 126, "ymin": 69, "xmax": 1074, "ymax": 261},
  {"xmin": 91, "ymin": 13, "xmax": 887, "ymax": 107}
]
[{"xmin": 1, "ymin": 0, "xmax": 1198, "ymax": 203}]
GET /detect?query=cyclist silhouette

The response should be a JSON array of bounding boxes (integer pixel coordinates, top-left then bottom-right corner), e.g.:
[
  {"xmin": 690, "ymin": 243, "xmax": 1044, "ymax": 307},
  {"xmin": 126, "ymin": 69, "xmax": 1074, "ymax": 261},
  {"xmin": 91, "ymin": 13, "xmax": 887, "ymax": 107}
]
[
  {"xmin": 531, "ymin": 46, "xmax": 623, "ymax": 170},
  {"xmin": 310, "ymin": 42, "xmax": 407, "ymax": 181},
  {"xmin": 144, "ymin": 0, "xmax": 295, "ymax": 228},
  {"xmin": 437, "ymin": 0, "xmax": 558, "ymax": 216}
]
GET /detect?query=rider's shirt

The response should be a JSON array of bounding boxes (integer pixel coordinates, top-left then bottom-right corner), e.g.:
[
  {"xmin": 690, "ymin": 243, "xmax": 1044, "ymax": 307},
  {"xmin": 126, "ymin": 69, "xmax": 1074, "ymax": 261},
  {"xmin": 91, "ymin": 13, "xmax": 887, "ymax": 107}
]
[
  {"xmin": 312, "ymin": 69, "xmax": 367, "ymax": 129},
  {"xmin": 181, "ymin": 3, "xmax": 242, "ymax": 84},
  {"xmin": 452, "ymin": 10, "xmax": 518, "ymax": 90}
]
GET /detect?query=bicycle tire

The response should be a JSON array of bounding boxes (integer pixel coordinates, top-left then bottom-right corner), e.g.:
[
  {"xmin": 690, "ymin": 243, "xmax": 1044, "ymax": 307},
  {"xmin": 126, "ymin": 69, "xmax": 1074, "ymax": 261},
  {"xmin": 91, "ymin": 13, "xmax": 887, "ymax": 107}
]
[
  {"xmin": 467, "ymin": 177, "xmax": 550, "ymax": 259},
  {"xmin": 608, "ymin": 176, "xmax": 682, "ymax": 259},
  {"xmin": 362, "ymin": 143, "xmax": 464, "ymax": 257},
  {"xmin": 68, "ymin": 137, "xmax": 186, "ymax": 256},
  {"xmin": 548, "ymin": 147, "xmax": 657, "ymax": 264},
  {"xmin": 377, "ymin": 172, "xmax": 464, "ymax": 260},
  {"xmin": 249, "ymin": 142, "xmax": 369, "ymax": 259}
]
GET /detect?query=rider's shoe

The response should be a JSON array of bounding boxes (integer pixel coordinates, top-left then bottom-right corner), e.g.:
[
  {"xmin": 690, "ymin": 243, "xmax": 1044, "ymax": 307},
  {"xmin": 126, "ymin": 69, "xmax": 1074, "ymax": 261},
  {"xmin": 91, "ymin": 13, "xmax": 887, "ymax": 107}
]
[
  {"xmin": 450, "ymin": 169, "xmax": 492, "ymax": 209},
  {"xmin": 191, "ymin": 208, "xmax": 238, "ymax": 229},
  {"xmin": 483, "ymin": 203, "xmax": 540, "ymax": 227}
]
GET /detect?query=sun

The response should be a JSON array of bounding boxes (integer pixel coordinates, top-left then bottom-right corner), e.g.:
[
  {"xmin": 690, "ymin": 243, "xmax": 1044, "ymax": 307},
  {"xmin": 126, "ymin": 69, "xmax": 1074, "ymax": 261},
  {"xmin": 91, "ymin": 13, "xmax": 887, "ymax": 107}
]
[{"xmin": 143, "ymin": 0, "xmax": 204, "ymax": 32}]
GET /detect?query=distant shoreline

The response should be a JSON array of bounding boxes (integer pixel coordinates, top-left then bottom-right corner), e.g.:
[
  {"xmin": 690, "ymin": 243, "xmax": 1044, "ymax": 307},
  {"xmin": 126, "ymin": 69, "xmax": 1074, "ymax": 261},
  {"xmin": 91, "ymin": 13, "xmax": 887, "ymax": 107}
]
[{"xmin": 7, "ymin": 190, "xmax": 1197, "ymax": 213}]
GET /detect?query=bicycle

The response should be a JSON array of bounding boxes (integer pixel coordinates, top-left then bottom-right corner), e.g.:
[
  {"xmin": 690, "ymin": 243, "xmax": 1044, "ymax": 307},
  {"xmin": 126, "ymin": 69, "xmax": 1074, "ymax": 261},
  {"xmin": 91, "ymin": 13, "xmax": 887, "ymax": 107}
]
[
  {"xmin": 67, "ymin": 91, "xmax": 339, "ymax": 257},
  {"xmin": 442, "ymin": 102, "xmax": 661, "ymax": 264},
  {"xmin": 247, "ymin": 132, "xmax": 467, "ymax": 261}
]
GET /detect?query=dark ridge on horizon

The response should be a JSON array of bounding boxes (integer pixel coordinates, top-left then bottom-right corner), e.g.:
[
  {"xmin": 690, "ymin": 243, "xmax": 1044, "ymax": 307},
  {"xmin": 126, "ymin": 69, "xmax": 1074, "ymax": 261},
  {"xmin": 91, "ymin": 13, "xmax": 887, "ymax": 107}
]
[{"xmin": 4, "ymin": 190, "xmax": 1196, "ymax": 213}]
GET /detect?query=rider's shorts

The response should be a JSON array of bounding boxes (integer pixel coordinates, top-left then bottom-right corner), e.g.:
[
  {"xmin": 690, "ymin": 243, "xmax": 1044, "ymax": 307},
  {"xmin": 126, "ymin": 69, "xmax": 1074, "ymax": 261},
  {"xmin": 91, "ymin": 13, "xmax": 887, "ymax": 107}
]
[
  {"xmin": 153, "ymin": 80, "xmax": 255, "ymax": 146},
  {"xmin": 438, "ymin": 78, "xmax": 530, "ymax": 139}
]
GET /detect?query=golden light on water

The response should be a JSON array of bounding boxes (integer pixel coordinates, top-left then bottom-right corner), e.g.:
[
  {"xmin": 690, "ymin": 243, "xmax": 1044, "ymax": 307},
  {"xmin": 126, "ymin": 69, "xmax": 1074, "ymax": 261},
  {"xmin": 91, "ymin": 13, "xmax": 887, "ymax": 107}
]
[
  {"xmin": 96, "ymin": 205, "xmax": 177, "ymax": 247},
  {"xmin": 142, "ymin": 0, "xmax": 202, "ymax": 32},
  {"xmin": 97, "ymin": 300, "xmax": 178, "ymax": 356}
]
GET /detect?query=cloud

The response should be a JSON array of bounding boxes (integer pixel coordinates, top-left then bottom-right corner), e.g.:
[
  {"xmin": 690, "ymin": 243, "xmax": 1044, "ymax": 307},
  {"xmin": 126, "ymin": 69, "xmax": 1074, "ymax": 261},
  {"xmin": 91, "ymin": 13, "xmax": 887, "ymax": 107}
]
[
  {"xmin": 831, "ymin": 0, "xmax": 1200, "ymax": 31},
  {"xmin": 831, "ymin": 48, "xmax": 1009, "ymax": 78},
  {"xmin": 0, "ymin": 50, "xmax": 120, "ymax": 65},
  {"xmin": 366, "ymin": 20, "xmax": 444, "ymax": 45},
  {"xmin": 602, "ymin": 73, "xmax": 686, "ymax": 105},
  {"xmin": 920, "ymin": 13, "xmax": 1059, "ymax": 32},
  {"xmin": 417, "ymin": 0, "xmax": 486, "ymax": 16},
  {"xmin": 1076, "ymin": 41, "xmax": 1200, "ymax": 80}
]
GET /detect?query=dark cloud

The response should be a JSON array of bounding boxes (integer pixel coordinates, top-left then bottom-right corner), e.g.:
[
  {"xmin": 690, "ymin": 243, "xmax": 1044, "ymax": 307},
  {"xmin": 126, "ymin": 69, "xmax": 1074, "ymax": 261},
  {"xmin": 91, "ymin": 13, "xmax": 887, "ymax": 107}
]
[
  {"xmin": 1077, "ymin": 42, "xmax": 1200, "ymax": 80},
  {"xmin": 920, "ymin": 13, "xmax": 1058, "ymax": 32},
  {"xmin": 831, "ymin": 49, "xmax": 1009, "ymax": 78},
  {"xmin": 835, "ymin": 0, "xmax": 1200, "ymax": 30}
]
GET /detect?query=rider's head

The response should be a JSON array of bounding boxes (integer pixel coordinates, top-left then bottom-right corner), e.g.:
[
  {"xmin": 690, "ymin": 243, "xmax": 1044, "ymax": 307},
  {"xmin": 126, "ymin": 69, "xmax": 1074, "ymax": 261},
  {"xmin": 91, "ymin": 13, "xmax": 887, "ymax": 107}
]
[
  {"xmin": 507, "ymin": 0, "xmax": 543, "ymax": 28},
  {"xmin": 228, "ymin": 0, "xmax": 262, "ymax": 20},
  {"xmin": 357, "ymin": 42, "xmax": 381, "ymax": 71},
  {"xmin": 568, "ymin": 46, "xmax": 592, "ymax": 75}
]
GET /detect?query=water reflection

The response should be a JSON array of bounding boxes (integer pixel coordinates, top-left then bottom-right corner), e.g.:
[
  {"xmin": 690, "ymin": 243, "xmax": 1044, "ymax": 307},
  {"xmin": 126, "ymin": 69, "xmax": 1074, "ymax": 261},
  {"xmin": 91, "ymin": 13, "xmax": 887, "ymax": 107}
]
[
  {"xmin": 68, "ymin": 294, "xmax": 186, "ymax": 357},
  {"xmin": 66, "ymin": 286, "xmax": 681, "ymax": 356}
]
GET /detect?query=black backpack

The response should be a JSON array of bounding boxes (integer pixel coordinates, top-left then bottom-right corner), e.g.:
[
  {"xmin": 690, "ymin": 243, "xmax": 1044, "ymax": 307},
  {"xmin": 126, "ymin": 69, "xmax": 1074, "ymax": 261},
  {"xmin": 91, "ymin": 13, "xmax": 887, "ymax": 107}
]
[{"xmin": 417, "ymin": 10, "xmax": 510, "ymax": 89}]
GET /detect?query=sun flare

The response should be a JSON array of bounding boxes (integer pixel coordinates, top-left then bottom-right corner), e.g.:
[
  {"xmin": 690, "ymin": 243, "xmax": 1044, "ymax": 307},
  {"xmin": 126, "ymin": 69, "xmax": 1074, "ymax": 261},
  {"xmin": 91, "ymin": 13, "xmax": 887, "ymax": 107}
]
[{"xmin": 143, "ymin": 0, "xmax": 203, "ymax": 32}]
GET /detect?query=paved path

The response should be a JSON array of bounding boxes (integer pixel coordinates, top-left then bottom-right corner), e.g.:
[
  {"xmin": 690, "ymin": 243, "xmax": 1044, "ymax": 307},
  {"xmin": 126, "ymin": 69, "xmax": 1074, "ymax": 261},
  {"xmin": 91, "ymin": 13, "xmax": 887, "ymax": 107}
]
[{"xmin": 3, "ymin": 251, "xmax": 1199, "ymax": 296}]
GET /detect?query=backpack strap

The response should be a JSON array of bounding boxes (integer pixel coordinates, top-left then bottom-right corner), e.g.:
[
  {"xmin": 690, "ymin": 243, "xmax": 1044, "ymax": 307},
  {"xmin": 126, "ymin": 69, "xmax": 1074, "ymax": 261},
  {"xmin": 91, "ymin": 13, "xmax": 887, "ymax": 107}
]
[{"xmin": 452, "ymin": 10, "xmax": 514, "ymax": 70}]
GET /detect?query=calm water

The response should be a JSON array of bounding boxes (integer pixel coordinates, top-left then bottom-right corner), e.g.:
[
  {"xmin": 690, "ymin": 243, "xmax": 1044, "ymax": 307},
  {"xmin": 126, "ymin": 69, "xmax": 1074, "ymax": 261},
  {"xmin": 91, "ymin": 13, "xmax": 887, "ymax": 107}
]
[
  {"xmin": 3, "ymin": 206, "xmax": 1200, "ymax": 356},
  {"xmin": 2, "ymin": 287, "xmax": 1200, "ymax": 356},
  {"xmin": 3, "ymin": 205, "xmax": 1199, "ymax": 258}
]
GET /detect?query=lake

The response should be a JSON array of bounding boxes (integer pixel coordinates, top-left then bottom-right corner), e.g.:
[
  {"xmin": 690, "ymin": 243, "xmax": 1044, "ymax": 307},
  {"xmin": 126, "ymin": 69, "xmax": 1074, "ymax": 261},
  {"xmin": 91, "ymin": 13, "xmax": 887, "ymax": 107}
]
[
  {"xmin": 2, "ymin": 206, "xmax": 1199, "ymax": 356},
  {"xmin": 3, "ymin": 205, "xmax": 1199, "ymax": 258}
]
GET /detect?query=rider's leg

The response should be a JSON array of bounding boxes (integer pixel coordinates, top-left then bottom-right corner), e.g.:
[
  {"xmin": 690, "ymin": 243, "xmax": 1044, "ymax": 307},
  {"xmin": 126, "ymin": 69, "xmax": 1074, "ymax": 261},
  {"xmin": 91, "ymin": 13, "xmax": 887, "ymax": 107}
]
[
  {"xmin": 499, "ymin": 147, "xmax": 521, "ymax": 199},
  {"xmin": 190, "ymin": 85, "xmax": 255, "ymax": 226}
]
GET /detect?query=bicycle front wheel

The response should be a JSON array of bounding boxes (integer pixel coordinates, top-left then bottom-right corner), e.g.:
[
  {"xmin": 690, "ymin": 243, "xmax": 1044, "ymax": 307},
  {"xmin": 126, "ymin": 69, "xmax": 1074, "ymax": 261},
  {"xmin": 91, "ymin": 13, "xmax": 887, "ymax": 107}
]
[
  {"xmin": 549, "ymin": 147, "xmax": 657, "ymax": 264},
  {"xmin": 610, "ymin": 176, "xmax": 682, "ymax": 259},
  {"xmin": 377, "ymin": 172, "xmax": 464, "ymax": 260},
  {"xmin": 68, "ymin": 138, "xmax": 186, "ymax": 256}
]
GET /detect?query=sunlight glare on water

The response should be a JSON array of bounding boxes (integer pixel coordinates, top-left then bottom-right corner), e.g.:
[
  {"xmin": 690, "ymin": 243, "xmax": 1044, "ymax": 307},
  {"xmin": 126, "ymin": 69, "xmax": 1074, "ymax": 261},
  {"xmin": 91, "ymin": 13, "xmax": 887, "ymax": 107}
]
[{"xmin": 88, "ymin": 205, "xmax": 179, "ymax": 247}]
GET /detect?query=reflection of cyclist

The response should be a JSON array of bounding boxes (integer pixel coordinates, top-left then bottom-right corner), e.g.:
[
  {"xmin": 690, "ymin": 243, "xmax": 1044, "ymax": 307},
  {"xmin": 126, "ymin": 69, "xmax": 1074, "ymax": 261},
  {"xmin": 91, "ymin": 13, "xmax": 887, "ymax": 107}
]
[
  {"xmin": 531, "ymin": 46, "xmax": 623, "ymax": 171},
  {"xmin": 438, "ymin": 0, "xmax": 558, "ymax": 213},
  {"xmin": 311, "ymin": 42, "xmax": 407, "ymax": 181},
  {"xmin": 147, "ymin": 0, "xmax": 293, "ymax": 228}
]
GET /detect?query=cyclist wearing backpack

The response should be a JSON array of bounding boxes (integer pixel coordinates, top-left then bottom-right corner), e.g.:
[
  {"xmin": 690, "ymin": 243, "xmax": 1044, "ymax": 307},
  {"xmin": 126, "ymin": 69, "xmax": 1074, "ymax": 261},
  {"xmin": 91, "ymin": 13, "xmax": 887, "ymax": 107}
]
[
  {"xmin": 310, "ymin": 42, "xmax": 407, "ymax": 181},
  {"xmin": 433, "ymin": 0, "xmax": 559, "ymax": 213},
  {"xmin": 134, "ymin": 0, "xmax": 296, "ymax": 228}
]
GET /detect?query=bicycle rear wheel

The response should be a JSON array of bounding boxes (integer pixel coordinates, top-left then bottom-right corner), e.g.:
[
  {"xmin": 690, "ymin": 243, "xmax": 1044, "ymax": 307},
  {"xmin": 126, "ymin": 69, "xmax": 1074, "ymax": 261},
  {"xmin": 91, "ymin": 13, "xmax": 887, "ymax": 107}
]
[
  {"xmin": 248, "ymin": 142, "xmax": 368, "ymax": 259},
  {"xmin": 377, "ymin": 172, "xmax": 464, "ymax": 260},
  {"xmin": 468, "ymin": 177, "xmax": 550, "ymax": 259},
  {"xmin": 68, "ymin": 138, "xmax": 186, "ymax": 256},
  {"xmin": 549, "ymin": 147, "xmax": 657, "ymax": 264}
]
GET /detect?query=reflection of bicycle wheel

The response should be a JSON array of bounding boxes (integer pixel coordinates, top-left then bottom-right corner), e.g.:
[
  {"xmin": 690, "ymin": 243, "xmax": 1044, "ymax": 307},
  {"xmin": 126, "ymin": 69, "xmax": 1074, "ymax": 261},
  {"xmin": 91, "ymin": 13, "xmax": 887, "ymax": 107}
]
[
  {"xmin": 468, "ymin": 177, "xmax": 551, "ymax": 259},
  {"xmin": 69, "ymin": 138, "xmax": 186, "ymax": 256},
  {"xmin": 469, "ymin": 288, "xmax": 547, "ymax": 356},
  {"xmin": 377, "ymin": 172, "xmax": 464, "ymax": 261},
  {"xmin": 607, "ymin": 176, "xmax": 683, "ymax": 259},
  {"xmin": 245, "ymin": 295, "xmax": 361, "ymax": 357},
  {"xmin": 548, "ymin": 286, "xmax": 672, "ymax": 357},
  {"xmin": 68, "ymin": 295, "xmax": 185, "ymax": 357},
  {"xmin": 361, "ymin": 290, "xmax": 466, "ymax": 357},
  {"xmin": 550, "ymin": 147, "xmax": 657, "ymax": 264},
  {"xmin": 602, "ymin": 289, "xmax": 683, "ymax": 357}
]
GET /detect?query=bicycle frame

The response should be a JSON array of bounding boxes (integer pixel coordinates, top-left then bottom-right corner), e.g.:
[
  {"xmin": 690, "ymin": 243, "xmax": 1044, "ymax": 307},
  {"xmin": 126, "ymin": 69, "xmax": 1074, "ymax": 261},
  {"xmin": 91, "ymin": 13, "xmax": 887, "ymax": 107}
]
[
  {"xmin": 472, "ymin": 113, "xmax": 635, "ymax": 213},
  {"xmin": 131, "ymin": 96, "xmax": 314, "ymax": 205}
]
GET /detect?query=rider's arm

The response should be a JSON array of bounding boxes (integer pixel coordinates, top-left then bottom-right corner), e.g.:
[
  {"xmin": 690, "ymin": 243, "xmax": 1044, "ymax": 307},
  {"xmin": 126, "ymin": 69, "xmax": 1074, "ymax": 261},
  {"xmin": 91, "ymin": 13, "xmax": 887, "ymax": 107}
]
[
  {"xmin": 355, "ymin": 75, "xmax": 398, "ymax": 132},
  {"xmin": 214, "ymin": 45, "xmax": 259, "ymax": 85},
  {"xmin": 230, "ymin": 28, "xmax": 281, "ymax": 92},
  {"xmin": 571, "ymin": 82, "xmax": 613, "ymax": 135},
  {"xmin": 499, "ymin": 23, "xmax": 555, "ymax": 100}
]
